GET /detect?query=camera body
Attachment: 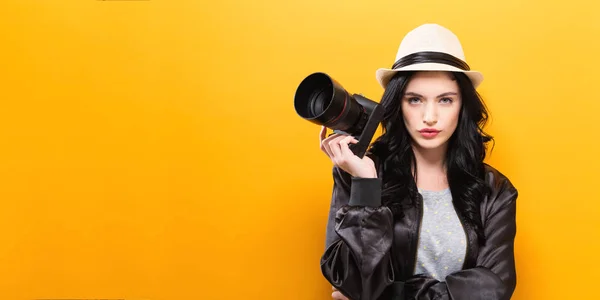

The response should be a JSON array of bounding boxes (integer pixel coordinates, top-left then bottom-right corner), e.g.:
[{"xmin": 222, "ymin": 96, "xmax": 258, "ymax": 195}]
[
  {"xmin": 294, "ymin": 72, "xmax": 384, "ymax": 158},
  {"xmin": 331, "ymin": 93, "xmax": 383, "ymax": 158}
]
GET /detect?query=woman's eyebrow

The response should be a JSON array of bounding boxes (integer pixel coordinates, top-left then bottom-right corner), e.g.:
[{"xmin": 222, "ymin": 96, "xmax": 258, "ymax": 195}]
[
  {"xmin": 403, "ymin": 92, "xmax": 458, "ymax": 98},
  {"xmin": 404, "ymin": 92, "xmax": 423, "ymax": 98},
  {"xmin": 437, "ymin": 92, "xmax": 458, "ymax": 98}
]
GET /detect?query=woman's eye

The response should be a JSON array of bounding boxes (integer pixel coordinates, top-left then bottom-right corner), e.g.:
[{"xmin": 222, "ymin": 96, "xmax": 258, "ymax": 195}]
[
  {"xmin": 440, "ymin": 97, "xmax": 453, "ymax": 104},
  {"xmin": 408, "ymin": 97, "xmax": 421, "ymax": 104}
]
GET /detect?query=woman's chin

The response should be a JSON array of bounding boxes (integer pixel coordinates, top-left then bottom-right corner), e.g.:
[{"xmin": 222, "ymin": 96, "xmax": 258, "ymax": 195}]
[{"xmin": 413, "ymin": 138, "xmax": 449, "ymax": 151}]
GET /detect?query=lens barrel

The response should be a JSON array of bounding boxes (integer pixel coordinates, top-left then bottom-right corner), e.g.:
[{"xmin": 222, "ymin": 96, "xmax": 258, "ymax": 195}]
[{"xmin": 294, "ymin": 72, "xmax": 366, "ymax": 134}]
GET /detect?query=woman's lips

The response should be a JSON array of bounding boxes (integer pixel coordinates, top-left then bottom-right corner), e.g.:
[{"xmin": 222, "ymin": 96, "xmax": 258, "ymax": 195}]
[{"xmin": 419, "ymin": 129, "xmax": 441, "ymax": 138}]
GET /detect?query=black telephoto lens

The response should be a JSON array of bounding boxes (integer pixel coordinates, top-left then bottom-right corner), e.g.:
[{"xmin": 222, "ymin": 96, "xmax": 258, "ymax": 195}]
[{"xmin": 294, "ymin": 72, "xmax": 366, "ymax": 134}]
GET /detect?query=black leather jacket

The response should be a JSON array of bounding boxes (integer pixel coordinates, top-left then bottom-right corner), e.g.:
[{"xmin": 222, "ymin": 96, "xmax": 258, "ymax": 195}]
[{"xmin": 320, "ymin": 163, "xmax": 518, "ymax": 300}]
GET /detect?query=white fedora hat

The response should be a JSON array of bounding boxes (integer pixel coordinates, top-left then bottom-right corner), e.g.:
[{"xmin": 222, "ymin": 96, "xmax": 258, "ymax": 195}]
[{"xmin": 375, "ymin": 24, "xmax": 484, "ymax": 89}]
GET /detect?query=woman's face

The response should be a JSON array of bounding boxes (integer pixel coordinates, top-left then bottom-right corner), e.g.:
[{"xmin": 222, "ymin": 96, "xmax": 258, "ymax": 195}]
[{"xmin": 401, "ymin": 71, "xmax": 462, "ymax": 151}]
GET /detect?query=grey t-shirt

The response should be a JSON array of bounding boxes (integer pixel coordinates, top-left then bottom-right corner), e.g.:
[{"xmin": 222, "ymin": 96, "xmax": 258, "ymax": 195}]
[{"xmin": 413, "ymin": 188, "xmax": 467, "ymax": 281}]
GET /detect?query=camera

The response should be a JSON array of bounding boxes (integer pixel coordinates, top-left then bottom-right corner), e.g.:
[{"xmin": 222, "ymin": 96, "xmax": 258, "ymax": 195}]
[{"xmin": 294, "ymin": 72, "xmax": 383, "ymax": 158}]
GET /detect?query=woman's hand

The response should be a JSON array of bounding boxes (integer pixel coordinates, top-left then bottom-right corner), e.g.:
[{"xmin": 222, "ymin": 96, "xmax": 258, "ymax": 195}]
[
  {"xmin": 319, "ymin": 126, "xmax": 376, "ymax": 178},
  {"xmin": 332, "ymin": 286, "xmax": 350, "ymax": 300}
]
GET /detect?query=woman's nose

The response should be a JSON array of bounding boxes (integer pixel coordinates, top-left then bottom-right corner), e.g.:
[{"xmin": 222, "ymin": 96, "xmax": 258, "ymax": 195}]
[{"xmin": 423, "ymin": 107, "xmax": 438, "ymax": 125}]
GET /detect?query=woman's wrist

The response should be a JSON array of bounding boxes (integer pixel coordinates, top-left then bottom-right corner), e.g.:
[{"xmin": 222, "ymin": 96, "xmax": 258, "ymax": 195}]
[
  {"xmin": 349, "ymin": 176, "xmax": 382, "ymax": 206},
  {"xmin": 353, "ymin": 170, "xmax": 377, "ymax": 178}
]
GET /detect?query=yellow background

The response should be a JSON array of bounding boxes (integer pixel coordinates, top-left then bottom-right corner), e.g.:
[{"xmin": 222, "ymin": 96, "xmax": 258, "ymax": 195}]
[{"xmin": 0, "ymin": 0, "xmax": 598, "ymax": 299}]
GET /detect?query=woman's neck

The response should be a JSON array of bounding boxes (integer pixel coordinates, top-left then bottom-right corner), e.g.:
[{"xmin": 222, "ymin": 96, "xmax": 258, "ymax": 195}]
[{"xmin": 412, "ymin": 144, "xmax": 449, "ymax": 191}]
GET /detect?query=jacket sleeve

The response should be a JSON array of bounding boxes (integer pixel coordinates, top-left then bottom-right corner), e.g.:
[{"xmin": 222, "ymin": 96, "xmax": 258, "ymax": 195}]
[
  {"xmin": 320, "ymin": 166, "xmax": 396, "ymax": 300},
  {"xmin": 402, "ymin": 176, "xmax": 519, "ymax": 300}
]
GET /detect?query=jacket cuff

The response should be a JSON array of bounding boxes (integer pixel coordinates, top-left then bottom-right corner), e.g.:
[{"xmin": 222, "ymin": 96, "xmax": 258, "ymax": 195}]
[
  {"xmin": 391, "ymin": 281, "xmax": 405, "ymax": 299},
  {"xmin": 349, "ymin": 177, "xmax": 382, "ymax": 207}
]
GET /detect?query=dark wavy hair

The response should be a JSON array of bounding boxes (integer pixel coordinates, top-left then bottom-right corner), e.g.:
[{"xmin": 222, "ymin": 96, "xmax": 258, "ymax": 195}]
[{"xmin": 368, "ymin": 71, "xmax": 494, "ymax": 246}]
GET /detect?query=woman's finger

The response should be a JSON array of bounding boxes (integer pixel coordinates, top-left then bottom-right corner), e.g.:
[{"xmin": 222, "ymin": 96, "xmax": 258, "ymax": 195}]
[
  {"xmin": 319, "ymin": 126, "xmax": 327, "ymax": 144},
  {"xmin": 331, "ymin": 291, "xmax": 349, "ymax": 300},
  {"xmin": 323, "ymin": 133, "xmax": 343, "ymax": 144},
  {"xmin": 320, "ymin": 127, "xmax": 336, "ymax": 156},
  {"xmin": 339, "ymin": 136, "xmax": 358, "ymax": 157},
  {"xmin": 328, "ymin": 135, "xmax": 346, "ymax": 160},
  {"xmin": 321, "ymin": 140, "xmax": 332, "ymax": 157},
  {"xmin": 321, "ymin": 129, "xmax": 343, "ymax": 155}
]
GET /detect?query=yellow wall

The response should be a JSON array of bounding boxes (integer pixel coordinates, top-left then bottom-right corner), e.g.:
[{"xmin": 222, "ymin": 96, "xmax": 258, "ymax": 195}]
[{"xmin": 0, "ymin": 0, "xmax": 598, "ymax": 299}]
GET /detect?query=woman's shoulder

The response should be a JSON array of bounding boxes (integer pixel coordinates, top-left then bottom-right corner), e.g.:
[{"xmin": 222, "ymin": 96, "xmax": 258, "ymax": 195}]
[{"xmin": 482, "ymin": 163, "xmax": 518, "ymax": 199}]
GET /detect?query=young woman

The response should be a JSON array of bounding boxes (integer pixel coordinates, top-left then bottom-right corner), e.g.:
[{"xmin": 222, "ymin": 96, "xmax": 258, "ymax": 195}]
[{"xmin": 318, "ymin": 24, "xmax": 518, "ymax": 300}]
